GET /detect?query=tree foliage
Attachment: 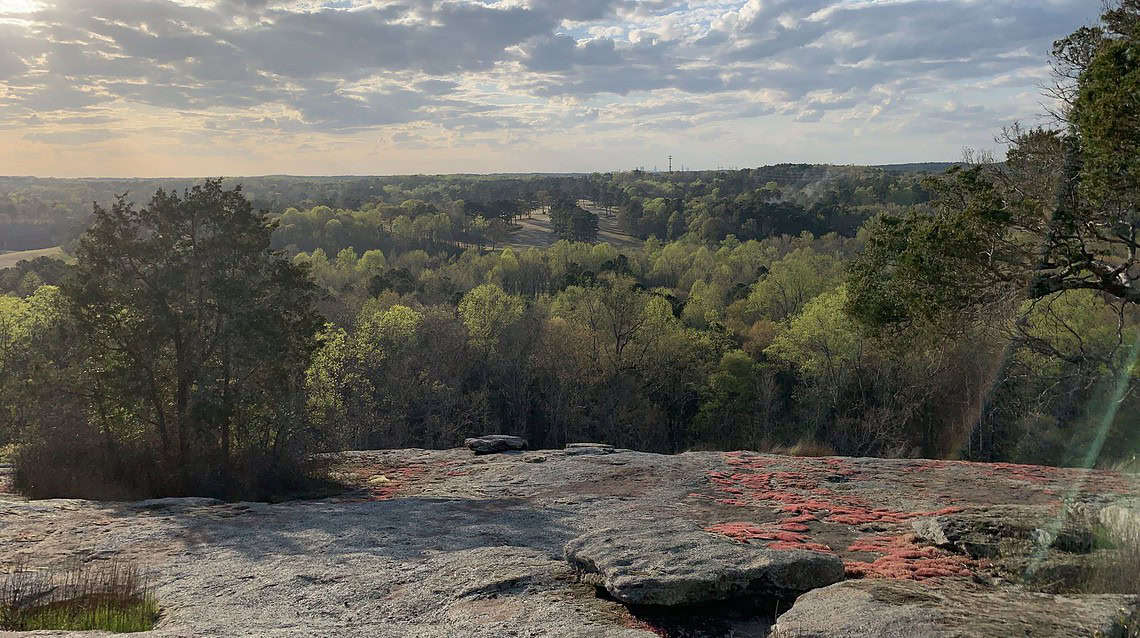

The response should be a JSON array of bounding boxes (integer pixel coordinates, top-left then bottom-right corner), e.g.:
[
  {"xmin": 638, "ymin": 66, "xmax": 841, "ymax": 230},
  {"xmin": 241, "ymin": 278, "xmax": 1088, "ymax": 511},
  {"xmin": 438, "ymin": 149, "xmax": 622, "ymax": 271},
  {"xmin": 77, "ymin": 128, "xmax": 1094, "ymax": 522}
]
[
  {"xmin": 850, "ymin": 3, "xmax": 1140, "ymax": 328},
  {"xmin": 11, "ymin": 180, "xmax": 326, "ymax": 498}
]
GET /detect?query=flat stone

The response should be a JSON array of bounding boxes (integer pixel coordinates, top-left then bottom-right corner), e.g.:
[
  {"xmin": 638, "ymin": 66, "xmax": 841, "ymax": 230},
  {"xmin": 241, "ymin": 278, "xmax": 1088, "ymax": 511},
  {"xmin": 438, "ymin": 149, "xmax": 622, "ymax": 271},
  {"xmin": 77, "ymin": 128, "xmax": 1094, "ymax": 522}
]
[
  {"xmin": 129, "ymin": 497, "xmax": 225, "ymax": 510},
  {"xmin": 465, "ymin": 435, "xmax": 528, "ymax": 455},
  {"xmin": 564, "ymin": 519, "xmax": 844, "ymax": 607},
  {"xmin": 565, "ymin": 443, "xmax": 617, "ymax": 456},
  {"xmin": 771, "ymin": 578, "xmax": 1139, "ymax": 638}
]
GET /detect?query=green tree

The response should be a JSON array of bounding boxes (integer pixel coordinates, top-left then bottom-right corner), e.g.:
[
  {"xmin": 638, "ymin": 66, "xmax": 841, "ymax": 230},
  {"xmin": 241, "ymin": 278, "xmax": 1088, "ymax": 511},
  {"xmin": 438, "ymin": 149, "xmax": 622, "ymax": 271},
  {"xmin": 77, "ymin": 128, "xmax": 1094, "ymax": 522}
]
[
  {"xmin": 60, "ymin": 180, "xmax": 325, "ymax": 497},
  {"xmin": 849, "ymin": 3, "xmax": 1140, "ymax": 327},
  {"xmin": 551, "ymin": 201, "xmax": 599, "ymax": 243},
  {"xmin": 458, "ymin": 283, "xmax": 525, "ymax": 352},
  {"xmin": 0, "ymin": 287, "xmax": 78, "ymax": 448},
  {"xmin": 766, "ymin": 286, "xmax": 860, "ymax": 380},
  {"xmin": 694, "ymin": 350, "xmax": 778, "ymax": 449},
  {"xmin": 747, "ymin": 248, "xmax": 842, "ymax": 322}
]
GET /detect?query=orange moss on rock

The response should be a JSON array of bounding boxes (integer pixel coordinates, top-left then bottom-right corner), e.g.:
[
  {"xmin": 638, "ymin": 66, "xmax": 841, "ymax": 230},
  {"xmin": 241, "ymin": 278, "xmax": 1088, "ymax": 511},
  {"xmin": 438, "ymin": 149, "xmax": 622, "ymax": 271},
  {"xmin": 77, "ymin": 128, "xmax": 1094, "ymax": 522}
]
[
  {"xmin": 843, "ymin": 534, "xmax": 976, "ymax": 581},
  {"xmin": 709, "ymin": 453, "xmax": 963, "ymax": 527}
]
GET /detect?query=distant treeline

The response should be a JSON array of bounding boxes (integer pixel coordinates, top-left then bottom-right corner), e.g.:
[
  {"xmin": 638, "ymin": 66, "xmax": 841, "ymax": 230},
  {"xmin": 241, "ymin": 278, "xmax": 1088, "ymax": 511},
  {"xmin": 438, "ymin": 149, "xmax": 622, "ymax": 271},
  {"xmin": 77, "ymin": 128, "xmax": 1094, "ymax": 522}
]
[{"xmin": 0, "ymin": 164, "xmax": 938, "ymax": 252}]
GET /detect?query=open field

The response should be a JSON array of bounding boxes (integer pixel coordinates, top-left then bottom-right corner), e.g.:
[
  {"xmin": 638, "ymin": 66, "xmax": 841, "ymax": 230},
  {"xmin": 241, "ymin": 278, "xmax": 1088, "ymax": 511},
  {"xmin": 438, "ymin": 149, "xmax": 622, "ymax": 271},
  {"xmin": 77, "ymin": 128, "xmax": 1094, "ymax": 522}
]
[
  {"xmin": 503, "ymin": 201, "xmax": 644, "ymax": 251},
  {"xmin": 0, "ymin": 246, "xmax": 67, "ymax": 268}
]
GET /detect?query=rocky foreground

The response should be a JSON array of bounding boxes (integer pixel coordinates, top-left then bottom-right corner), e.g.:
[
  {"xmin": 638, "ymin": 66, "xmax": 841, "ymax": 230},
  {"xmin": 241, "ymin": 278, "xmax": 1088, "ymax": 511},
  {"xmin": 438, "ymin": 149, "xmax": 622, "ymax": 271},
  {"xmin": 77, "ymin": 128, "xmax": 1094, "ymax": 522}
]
[{"xmin": 1, "ymin": 446, "xmax": 1138, "ymax": 637}]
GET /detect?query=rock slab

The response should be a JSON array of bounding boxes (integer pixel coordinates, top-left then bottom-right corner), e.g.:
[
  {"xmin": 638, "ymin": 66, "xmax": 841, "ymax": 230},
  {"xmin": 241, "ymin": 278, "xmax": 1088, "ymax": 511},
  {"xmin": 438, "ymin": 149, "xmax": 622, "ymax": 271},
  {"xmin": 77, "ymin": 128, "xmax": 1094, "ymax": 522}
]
[
  {"xmin": 564, "ymin": 519, "xmax": 844, "ymax": 607},
  {"xmin": 565, "ymin": 443, "xmax": 617, "ymax": 456},
  {"xmin": 771, "ymin": 578, "xmax": 1140, "ymax": 638},
  {"xmin": 464, "ymin": 434, "xmax": 528, "ymax": 455}
]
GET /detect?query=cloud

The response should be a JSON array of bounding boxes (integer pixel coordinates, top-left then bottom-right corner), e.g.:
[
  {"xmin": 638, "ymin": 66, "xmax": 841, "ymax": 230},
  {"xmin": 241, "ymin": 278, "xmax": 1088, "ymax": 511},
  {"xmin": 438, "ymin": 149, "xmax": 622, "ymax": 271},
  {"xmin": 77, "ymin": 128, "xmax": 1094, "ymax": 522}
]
[
  {"xmin": 24, "ymin": 129, "xmax": 119, "ymax": 145},
  {"xmin": 0, "ymin": 0, "xmax": 1102, "ymax": 174}
]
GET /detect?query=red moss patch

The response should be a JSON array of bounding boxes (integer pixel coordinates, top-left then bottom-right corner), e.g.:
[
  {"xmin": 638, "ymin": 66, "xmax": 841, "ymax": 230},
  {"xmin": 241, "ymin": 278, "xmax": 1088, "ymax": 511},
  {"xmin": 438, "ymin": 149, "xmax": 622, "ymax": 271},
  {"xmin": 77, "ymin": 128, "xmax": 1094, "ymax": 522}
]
[
  {"xmin": 710, "ymin": 453, "xmax": 964, "ymax": 527},
  {"xmin": 844, "ymin": 534, "xmax": 976, "ymax": 581}
]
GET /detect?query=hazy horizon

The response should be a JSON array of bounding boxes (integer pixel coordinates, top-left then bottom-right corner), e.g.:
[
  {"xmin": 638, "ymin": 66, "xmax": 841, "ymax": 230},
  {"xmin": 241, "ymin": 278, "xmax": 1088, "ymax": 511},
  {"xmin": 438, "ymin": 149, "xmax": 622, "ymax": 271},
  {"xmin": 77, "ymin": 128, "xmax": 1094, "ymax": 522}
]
[
  {"xmin": 0, "ymin": 160, "xmax": 959, "ymax": 181},
  {"xmin": 1, "ymin": 1, "xmax": 1098, "ymax": 177}
]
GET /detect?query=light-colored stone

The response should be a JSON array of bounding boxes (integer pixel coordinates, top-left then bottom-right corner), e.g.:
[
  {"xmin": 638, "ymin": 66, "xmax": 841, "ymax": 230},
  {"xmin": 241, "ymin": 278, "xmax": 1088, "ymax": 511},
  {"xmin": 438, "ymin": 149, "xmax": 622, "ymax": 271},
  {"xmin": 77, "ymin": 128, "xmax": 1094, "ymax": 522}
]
[
  {"xmin": 772, "ymin": 578, "xmax": 1139, "ymax": 638},
  {"xmin": 565, "ymin": 520, "xmax": 844, "ymax": 606},
  {"xmin": 2, "ymin": 448, "xmax": 1137, "ymax": 637}
]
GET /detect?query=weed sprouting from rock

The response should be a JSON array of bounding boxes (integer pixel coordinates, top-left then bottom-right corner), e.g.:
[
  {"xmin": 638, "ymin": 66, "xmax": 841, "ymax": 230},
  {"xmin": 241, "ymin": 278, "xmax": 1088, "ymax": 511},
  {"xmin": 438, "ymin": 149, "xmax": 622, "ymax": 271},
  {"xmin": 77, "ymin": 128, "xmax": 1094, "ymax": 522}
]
[{"xmin": 0, "ymin": 560, "xmax": 159, "ymax": 632}]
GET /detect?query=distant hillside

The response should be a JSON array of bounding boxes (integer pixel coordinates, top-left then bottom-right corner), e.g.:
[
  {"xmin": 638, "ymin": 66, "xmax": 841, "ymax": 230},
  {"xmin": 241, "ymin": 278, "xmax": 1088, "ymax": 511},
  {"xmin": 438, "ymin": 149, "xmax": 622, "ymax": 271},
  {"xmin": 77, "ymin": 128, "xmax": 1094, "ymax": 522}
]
[{"xmin": 873, "ymin": 162, "xmax": 960, "ymax": 173}]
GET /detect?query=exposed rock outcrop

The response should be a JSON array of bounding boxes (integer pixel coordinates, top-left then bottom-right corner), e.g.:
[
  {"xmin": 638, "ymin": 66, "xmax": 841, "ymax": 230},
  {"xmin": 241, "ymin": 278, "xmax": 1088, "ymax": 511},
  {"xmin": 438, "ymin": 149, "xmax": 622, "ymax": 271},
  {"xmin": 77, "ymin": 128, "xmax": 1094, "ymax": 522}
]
[
  {"xmin": 565, "ymin": 519, "xmax": 844, "ymax": 606},
  {"xmin": 771, "ymin": 578, "xmax": 1139, "ymax": 638},
  {"xmin": 1, "ymin": 449, "xmax": 1136, "ymax": 637}
]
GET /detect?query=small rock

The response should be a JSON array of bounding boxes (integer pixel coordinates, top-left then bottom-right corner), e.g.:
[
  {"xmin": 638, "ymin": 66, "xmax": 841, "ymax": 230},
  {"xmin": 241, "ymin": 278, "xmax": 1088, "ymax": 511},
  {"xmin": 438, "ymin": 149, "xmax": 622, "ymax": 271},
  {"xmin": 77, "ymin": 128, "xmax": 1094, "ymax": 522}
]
[
  {"xmin": 525, "ymin": 456, "xmax": 547, "ymax": 464},
  {"xmin": 564, "ymin": 520, "xmax": 844, "ymax": 607},
  {"xmin": 465, "ymin": 435, "xmax": 528, "ymax": 455},
  {"xmin": 368, "ymin": 475, "xmax": 391, "ymax": 484}
]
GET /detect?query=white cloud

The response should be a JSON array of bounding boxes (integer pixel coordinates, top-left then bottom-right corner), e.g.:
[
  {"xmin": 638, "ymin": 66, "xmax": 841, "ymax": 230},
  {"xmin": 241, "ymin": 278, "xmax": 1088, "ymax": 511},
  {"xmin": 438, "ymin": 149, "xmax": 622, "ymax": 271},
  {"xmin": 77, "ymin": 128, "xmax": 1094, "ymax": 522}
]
[{"xmin": 0, "ymin": 0, "xmax": 1102, "ymax": 176}]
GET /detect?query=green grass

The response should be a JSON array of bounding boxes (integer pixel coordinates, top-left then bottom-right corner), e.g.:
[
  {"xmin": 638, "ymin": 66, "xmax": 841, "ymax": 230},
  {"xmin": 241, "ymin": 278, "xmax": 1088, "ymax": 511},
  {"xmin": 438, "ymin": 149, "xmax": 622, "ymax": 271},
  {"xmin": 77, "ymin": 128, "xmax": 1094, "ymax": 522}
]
[
  {"xmin": 1, "ymin": 561, "xmax": 159, "ymax": 633},
  {"xmin": 6, "ymin": 596, "xmax": 159, "ymax": 632}
]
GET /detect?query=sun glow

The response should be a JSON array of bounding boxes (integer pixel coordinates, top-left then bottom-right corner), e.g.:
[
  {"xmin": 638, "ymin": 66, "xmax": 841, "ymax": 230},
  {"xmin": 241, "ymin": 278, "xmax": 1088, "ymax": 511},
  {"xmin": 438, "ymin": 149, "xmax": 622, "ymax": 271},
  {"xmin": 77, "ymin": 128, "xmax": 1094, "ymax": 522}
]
[{"xmin": 0, "ymin": 0, "xmax": 40, "ymax": 12}]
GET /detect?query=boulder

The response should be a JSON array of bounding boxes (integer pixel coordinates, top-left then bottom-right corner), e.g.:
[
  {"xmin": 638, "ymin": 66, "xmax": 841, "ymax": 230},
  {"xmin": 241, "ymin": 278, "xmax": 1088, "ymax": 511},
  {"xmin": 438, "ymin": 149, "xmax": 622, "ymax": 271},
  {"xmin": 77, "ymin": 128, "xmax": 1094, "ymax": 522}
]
[
  {"xmin": 465, "ymin": 435, "xmax": 528, "ymax": 455},
  {"xmin": 564, "ymin": 519, "xmax": 844, "ymax": 607},
  {"xmin": 771, "ymin": 578, "xmax": 1139, "ymax": 638}
]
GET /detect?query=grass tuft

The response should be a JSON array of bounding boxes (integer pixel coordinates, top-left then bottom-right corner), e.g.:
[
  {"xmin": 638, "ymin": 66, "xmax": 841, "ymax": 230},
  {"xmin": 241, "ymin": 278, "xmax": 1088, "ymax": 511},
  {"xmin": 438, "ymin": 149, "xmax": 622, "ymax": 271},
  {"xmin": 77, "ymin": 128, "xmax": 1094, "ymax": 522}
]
[{"xmin": 1, "ymin": 560, "xmax": 159, "ymax": 633}]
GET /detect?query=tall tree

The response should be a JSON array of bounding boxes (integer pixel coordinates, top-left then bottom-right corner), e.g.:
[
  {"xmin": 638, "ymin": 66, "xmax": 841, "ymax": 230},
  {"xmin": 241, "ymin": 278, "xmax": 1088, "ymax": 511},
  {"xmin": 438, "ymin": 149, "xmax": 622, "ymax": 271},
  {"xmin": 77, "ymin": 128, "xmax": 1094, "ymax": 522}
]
[
  {"xmin": 848, "ymin": 2, "xmax": 1140, "ymax": 327},
  {"xmin": 65, "ymin": 179, "xmax": 324, "ymax": 494}
]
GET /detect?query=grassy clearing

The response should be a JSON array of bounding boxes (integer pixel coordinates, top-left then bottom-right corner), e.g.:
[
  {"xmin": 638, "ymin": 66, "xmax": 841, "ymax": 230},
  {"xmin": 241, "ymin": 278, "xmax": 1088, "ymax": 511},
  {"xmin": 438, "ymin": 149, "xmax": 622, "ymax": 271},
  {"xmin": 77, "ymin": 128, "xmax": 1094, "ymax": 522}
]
[
  {"xmin": 1, "ymin": 560, "xmax": 159, "ymax": 633},
  {"xmin": 0, "ymin": 246, "xmax": 67, "ymax": 268},
  {"xmin": 503, "ymin": 202, "xmax": 644, "ymax": 251}
]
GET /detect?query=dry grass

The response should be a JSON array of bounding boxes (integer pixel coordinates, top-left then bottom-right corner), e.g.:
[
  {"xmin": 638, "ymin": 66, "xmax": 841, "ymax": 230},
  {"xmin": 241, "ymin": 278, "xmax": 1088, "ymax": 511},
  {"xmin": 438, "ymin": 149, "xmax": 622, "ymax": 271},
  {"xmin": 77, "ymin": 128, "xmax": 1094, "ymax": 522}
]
[
  {"xmin": 0, "ymin": 246, "xmax": 67, "ymax": 268},
  {"xmin": 1078, "ymin": 525, "xmax": 1140, "ymax": 596},
  {"xmin": 1111, "ymin": 455, "xmax": 1140, "ymax": 475},
  {"xmin": 770, "ymin": 439, "xmax": 838, "ymax": 458},
  {"xmin": 1, "ymin": 560, "xmax": 159, "ymax": 632}
]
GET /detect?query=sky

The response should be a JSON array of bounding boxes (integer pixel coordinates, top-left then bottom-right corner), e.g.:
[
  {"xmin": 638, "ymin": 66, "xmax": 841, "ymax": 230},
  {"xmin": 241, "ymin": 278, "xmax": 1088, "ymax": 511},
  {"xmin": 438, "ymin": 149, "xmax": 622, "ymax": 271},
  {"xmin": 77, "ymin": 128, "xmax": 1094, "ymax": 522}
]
[{"xmin": 0, "ymin": 0, "xmax": 1100, "ymax": 177}]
